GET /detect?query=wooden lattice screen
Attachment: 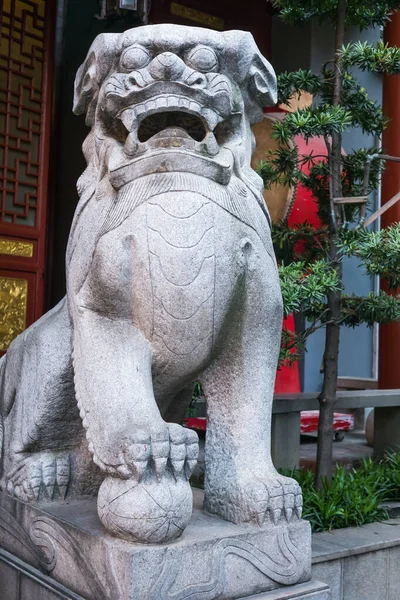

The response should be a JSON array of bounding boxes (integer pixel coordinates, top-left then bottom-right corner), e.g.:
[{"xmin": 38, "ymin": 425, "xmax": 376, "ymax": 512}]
[{"xmin": 0, "ymin": 0, "xmax": 54, "ymax": 352}]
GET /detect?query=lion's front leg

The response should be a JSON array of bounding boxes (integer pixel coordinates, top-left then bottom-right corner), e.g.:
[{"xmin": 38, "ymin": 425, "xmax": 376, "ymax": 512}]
[
  {"xmin": 72, "ymin": 307, "xmax": 198, "ymax": 479},
  {"xmin": 202, "ymin": 237, "xmax": 302, "ymax": 527},
  {"xmin": 71, "ymin": 306, "xmax": 198, "ymax": 542}
]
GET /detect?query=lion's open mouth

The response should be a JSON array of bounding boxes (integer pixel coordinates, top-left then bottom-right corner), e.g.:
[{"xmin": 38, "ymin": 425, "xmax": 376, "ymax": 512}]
[
  {"xmin": 138, "ymin": 111, "xmax": 207, "ymax": 143},
  {"xmin": 107, "ymin": 92, "xmax": 235, "ymax": 186},
  {"xmin": 114, "ymin": 92, "xmax": 230, "ymax": 159}
]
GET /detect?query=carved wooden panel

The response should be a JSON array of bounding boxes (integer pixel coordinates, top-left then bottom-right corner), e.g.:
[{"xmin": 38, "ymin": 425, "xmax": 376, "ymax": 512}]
[
  {"xmin": 0, "ymin": 0, "xmax": 54, "ymax": 352},
  {"xmin": 0, "ymin": 0, "xmax": 46, "ymax": 226}
]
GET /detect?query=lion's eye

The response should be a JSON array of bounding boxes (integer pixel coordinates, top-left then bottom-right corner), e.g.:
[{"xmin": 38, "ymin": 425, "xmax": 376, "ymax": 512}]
[
  {"xmin": 120, "ymin": 46, "xmax": 151, "ymax": 71},
  {"xmin": 187, "ymin": 46, "xmax": 218, "ymax": 73}
]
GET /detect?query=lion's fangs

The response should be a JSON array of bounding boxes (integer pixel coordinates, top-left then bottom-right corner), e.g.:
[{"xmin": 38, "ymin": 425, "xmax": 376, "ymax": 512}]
[
  {"xmin": 118, "ymin": 95, "xmax": 221, "ymax": 131},
  {"xmin": 116, "ymin": 94, "xmax": 223, "ymax": 161}
]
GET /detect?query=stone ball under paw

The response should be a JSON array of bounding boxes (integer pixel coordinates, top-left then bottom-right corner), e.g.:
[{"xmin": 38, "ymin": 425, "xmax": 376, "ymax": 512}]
[{"xmin": 97, "ymin": 473, "xmax": 193, "ymax": 543}]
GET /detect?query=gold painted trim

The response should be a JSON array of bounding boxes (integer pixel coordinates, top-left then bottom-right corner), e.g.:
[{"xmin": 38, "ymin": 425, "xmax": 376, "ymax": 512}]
[
  {"xmin": 0, "ymin": 239, "xmax": 34, "ymax": 258},
  {"xmin": 0, "ymin": 277, "xmax": 28, "ymax": 352},
  {"xmin": 170, "ymin": 2, "xmax": 224, "ymax": 30}
]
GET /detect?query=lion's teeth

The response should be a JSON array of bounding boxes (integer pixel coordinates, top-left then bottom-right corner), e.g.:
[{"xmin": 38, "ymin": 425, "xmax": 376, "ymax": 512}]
[
  {"xmin": 201, "ymin": 108, "xmax": 220, "ymax": 131},
  {"xmin": 204, "ymin": 132, "xmax": 219, "ymax": 156},
  {"xmin": 156, "ymin": 97, "xmax": 168, "ymax": 110},
  {"xmin": 124, "ymin": 132, "xmax": 138, "ymax": 156},
  {"xmin": 145, "ymin": 100, "xmax": 156, "ymax": 113},
  {"xmin": 167, "ymin": 96, "xmax": 177, "ymax": 108},
  {"xmin": 136, "ymin": 104, "xmax": 146, "ymax": 117},
  {"xmin": 190, "ymin": 101, "xmax": 200, "ymax": 114},
  {"xmin": 119, "ymin": 96, "xmax": 221, "ymax": 145},
  {"xmin": 120, "ymin": 108, "xmax": 136, "ymax": 131}
]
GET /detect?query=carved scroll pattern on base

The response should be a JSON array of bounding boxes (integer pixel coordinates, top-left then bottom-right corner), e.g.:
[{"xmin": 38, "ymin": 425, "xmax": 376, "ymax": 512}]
[{"xmin": 150, "ymin": 530, "xmax": 304, "ymax": 600}]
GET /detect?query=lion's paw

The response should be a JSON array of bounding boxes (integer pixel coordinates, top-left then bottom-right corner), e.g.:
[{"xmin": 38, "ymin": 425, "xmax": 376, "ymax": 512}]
[
  {"xmin": 205, "ymin": 473, "xmax": 302, "ymax": 526},
  {"xmin": 4, "ymin": 451, "xmax": 70, "ymax": 502},
  {"xmin": 102, "ymin": 422, "xmax": 199, "ymax": 483}
]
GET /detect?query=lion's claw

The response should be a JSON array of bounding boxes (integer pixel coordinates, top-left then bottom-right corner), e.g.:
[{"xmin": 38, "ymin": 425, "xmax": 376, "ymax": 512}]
[
  {"xmin": 4, "ymin": 451, "xmax": 71, "ymax": 502},
  {"xmin": 115, "ymin": 422, "xmax": 199, "ymax": 482},
  {"xmin": 206, "ymin": 473, "xmax": 303, "ymax": 526}
]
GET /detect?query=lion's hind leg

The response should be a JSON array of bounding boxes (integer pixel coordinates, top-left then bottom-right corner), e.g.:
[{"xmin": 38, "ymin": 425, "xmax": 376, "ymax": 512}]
[
  {"xmin": 5, "ymin": 451, "xmax": 71, "ymax": 502},
  {"xmin": 0, "ymin": 298, "xmax": 81, "ymax": 501}
]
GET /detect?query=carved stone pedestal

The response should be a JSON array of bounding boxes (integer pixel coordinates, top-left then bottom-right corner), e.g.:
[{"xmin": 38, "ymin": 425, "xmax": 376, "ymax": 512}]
[{"xmin": 0, "ymin": 489, "xmax": 313, "ymax": 600}]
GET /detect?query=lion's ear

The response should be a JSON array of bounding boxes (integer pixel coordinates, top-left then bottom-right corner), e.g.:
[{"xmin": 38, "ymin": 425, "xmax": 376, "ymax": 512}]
[
  {"xmin": 248, "ymin": 52, "xmax": 277, "ymax": 109},
  {"xmin": 222, "ymin": 31, "xmax": 277, "ymax": 122},
  {"xmin": 73, "ymin": 33, "xmax": 120, "ymax": 125}
]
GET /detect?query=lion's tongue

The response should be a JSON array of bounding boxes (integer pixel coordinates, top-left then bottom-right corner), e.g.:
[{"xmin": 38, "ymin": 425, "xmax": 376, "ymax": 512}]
[{"xmin": 149, "ymin": 126, "xmax": 192, "ymax": 141}]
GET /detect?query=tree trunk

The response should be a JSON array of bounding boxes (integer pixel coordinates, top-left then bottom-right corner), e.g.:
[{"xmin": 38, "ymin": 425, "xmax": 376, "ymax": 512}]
[
  {"xmin": 315, "ymin": 246, "xmax": 342, "ymax": 487},
  {"xmin": 315, "ymin": 0, "xmax": 346, "ymax": 490}
]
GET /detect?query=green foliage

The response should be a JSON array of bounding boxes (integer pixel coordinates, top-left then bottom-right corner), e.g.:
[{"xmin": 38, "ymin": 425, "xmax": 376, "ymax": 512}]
[
  {"xmin": 340, "ymin": 292, "xmax": 400, "ymax": 327},
  {"xmin": 274, "ymin": 222, "xmax": 400, "ymax": 364},
  {"xmin": 341, "ymin": 40, "xmax": 400, "ymax": 73},
  {"xmin": 276, "ymin": 226, "xmax": 400, "ymax": 324},
  {"xmin": 278, "ymin": 262, "xmax": 338, "ymax": 365},
  {"xmin": 263, "ymin": 29, "xmax": 400, "ymax": 208},
  {"xmin": 299, "ymin": 161, "xmax": 332, "ymax": 226},
  {"xmin": 338, "ymin": 224, "xmax": 400, "ymax": 289},
  {"xmin": 279, "ymin": 261, "xmax": 340, "ymax": 317},
  {"xmin": 279, "ymin": 326, "xmax": 304, "ymax": 366},
  {"xmin": 187, "ymin": 381, "xmax": 202, "ymax": 417},
  {"xmin": 340, "ymin": 148, "xmax": 384, "ymax": 196},
  {"xmin": 272, "ymin": 222, "xmax": 329, "ymax": 263},
  {"xmin": 283, "ymin": 451, "xmax": 400, "ymax": 532},
  {"xmin": 258, "ymin": 144, "xmax": 299, "ymax": 188},
  {"xmin": 272, "ymin": 1, "xmax": 400, "ymax": 30},
  {"xmin": 381, "ymin": 451, "xmax": 400, "ymax": 496},
  {"xmin": 270, "ymin": 0, "xmax": 400, "ymax": 490},
  {"xmin": 278, "ymin": 69, "xmax": 322, "ymax": 106},
  {"xmin": 258, "ymin": 3, "xmax": 400, "ymax": 374},
  {"xmin": 339, "ymin": 73, "xmax": 387, "ymax": 135},
  {"xmin": 272, "ymin": 106, "xmax": 352, "ymax": 142}
]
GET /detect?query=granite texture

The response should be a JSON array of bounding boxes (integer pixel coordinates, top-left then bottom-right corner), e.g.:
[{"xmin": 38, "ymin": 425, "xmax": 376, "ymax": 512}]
[
  {"xmin": 0, "ymin": 23, "xmax": 302, "ymax": 547},
  {"xmin": 0, "ymin": 489, "xmax": 312, "ymax": 600}
]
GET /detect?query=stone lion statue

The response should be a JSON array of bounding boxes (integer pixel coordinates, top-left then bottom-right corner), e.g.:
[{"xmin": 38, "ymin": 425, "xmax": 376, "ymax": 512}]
[{"xmin": 0, "ymin": 24, "xmax": 302, "ymax": 543}]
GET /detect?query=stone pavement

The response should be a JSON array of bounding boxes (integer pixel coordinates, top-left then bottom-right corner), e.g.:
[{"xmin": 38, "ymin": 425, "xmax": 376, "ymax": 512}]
[{"xmin": 299, "ymin": 431, "xmax": 372, "ymax": 471}]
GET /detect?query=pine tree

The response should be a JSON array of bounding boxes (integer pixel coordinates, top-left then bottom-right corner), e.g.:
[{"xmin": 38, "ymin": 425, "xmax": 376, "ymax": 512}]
[{"xmin": 261, "ymin": 0, "xmax": 400, "ymax": 488}]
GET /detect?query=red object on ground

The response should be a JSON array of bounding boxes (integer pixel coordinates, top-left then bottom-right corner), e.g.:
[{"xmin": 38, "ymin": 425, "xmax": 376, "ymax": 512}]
[
  {"xmin": 184, "ymin": 417, "xmax": 207, "ymax": 432},
  {"xmin": 299, "ymin": 411, "xmax": 354, "ymax": 434},
  {"xmin": 184, "ymin": 412, "xmax": 354, "ymax": 435}
]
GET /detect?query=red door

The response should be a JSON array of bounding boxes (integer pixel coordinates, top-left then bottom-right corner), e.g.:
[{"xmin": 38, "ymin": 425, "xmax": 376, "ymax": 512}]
[{"xmin": 0, "ymin": 0, "xmax": 54, "ymax": 353}]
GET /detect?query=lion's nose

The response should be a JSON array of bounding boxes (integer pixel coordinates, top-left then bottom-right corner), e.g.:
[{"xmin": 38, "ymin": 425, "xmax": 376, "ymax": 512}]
[{"xmin": 148, "ymin": 52, "xmax": 186, "ymax": 81}]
